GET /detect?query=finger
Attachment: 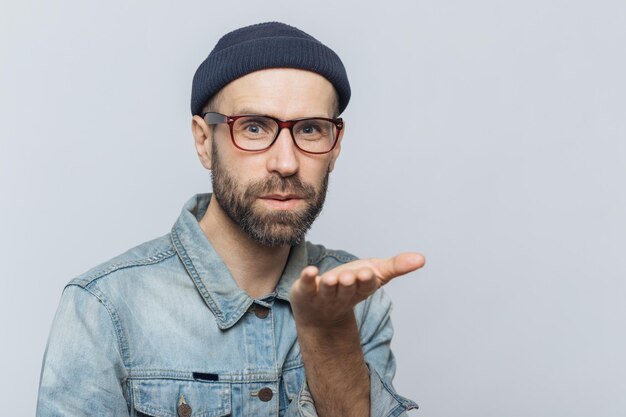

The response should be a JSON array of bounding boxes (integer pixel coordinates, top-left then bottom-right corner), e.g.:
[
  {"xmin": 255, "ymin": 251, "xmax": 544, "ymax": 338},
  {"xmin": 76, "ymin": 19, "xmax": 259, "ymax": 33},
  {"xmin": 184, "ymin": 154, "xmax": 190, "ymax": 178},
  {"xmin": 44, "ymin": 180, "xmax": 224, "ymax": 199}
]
[
  {"xmin": 355, "ymin": 268, "xmax": 378, "ymax": 297},
  {"xmin": 336, "ymin": 270, "xmax": 357, "ymax": 302},
  {"xmin": 319, "ymin": 272, "xmax": 339, "ymax": 299},
  {"xmin": 298, "ymin": 266, "xmax": 319, "ymax": 296},
  {"xmin": 373, "ymin": 252, "xmax": 426, "ymax": 284}
]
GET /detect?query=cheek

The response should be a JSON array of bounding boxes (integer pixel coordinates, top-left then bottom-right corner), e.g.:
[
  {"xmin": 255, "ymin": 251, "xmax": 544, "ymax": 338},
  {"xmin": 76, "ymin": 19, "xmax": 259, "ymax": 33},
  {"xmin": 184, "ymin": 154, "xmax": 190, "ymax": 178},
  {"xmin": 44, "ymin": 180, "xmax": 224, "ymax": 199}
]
[
  {"xmin": 300, "ymin": 159, "xmax": 332, "ymax": 186},
  {"xmin": 232, "ymin": 158, "xmax": 270, "ymax": 186}
]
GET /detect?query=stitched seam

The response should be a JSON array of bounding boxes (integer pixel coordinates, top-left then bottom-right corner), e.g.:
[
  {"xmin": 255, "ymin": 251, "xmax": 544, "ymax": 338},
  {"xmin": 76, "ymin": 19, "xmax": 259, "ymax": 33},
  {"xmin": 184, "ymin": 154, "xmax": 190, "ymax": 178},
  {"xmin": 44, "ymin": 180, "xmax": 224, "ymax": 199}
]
[
  {"xmin": 67, "ymin": 283, "xmax": 131, "ymax": 370},
  {"xmin": 370, "ymin": 365, "xmax": 419, "ymax": 415},
  {"xmin": 170, "ymin": 227, "xmax": 226, "ymax": 324},
  {"xmin": 282, "ymin": 360, "xmax": 304, "ymax": 372},
  {"xmin": 308, "ymin": 250, "xmax": 358, "ymax": 265},
  {"xmin": 128, "ymin": 369, "xmax": 281, "ymax": 381},
  {"xmin": 297, "ymin": 382, "xmax": 315, "ymax": 415},
  {"xmin": 74, "ymin": 248, "xmax": 176, "ymax": 287},
  {"xmin": 386, "ymin": 401, "xmax": 420, "ymax": 417}
]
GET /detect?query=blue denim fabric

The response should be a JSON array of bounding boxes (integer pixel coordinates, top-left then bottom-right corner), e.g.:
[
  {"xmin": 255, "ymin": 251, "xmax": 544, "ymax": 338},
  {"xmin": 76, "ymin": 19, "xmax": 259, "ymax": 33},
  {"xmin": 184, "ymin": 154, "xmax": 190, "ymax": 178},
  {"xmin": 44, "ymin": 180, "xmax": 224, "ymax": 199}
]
[{"xmin": 37, "ymin": 194, "xmax": 418, "ymax": 417}]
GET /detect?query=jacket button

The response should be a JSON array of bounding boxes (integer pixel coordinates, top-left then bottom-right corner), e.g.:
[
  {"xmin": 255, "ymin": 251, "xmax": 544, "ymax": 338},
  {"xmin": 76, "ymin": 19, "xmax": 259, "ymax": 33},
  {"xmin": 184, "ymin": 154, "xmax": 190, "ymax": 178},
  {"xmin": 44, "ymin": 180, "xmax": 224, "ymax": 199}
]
[
  {"xmin": 177, "ymin": 403, "xmax": 192, "ymax": 417},
  {"xmin": 258, "ymin": 387, "xmax": 273, "ymax": 402},
  {"xmin": 254, "ymin": 306, "xmax": 270, "ymax": 319}
]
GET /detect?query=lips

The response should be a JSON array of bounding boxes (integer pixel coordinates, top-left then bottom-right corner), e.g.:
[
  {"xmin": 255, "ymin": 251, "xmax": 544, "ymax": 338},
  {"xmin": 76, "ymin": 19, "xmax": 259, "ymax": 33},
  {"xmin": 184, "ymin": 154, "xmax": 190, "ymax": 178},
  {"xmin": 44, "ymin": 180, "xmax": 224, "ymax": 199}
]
[
  {"xmin": 257, "ymin": 194, "xmax": 304, "ymax": 210},
  {"xmin": 260, "ymin": 194, "xmax": 302, "ymax": 201}
]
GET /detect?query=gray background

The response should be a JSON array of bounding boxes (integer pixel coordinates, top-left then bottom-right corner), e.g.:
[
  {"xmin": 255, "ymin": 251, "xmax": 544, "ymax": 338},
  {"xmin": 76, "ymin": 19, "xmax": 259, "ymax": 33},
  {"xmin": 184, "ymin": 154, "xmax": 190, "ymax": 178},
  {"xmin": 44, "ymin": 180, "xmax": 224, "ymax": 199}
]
[{"xmin": 1, "ymin": 0, "xmax": 625, "ymax": 416}]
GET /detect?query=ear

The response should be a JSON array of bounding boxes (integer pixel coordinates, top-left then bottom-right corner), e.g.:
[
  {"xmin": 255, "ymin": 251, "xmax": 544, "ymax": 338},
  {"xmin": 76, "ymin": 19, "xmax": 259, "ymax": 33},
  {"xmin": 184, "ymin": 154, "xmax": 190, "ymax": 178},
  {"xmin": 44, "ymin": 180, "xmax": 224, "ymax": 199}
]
[
  {"xmin": 327, "ymin": 123, "xmax": 344, "ymax": 173},
  {"xmin": 192, "ymin": 115, "xmax": 213, "ymax": 170}
]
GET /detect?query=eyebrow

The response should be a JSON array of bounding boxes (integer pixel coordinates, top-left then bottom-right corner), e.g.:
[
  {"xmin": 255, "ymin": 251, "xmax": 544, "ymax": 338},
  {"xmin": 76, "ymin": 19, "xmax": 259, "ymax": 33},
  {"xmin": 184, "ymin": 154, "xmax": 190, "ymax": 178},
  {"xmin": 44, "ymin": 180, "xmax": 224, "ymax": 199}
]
[{"xmin": 232, "ymin": 107, "xmax": 333, "ymax": 119}]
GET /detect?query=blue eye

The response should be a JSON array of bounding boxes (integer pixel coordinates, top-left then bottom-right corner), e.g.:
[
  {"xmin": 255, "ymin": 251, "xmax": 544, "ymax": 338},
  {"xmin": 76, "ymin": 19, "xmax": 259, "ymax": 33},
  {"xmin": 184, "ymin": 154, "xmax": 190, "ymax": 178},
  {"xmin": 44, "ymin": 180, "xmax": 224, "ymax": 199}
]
[{"xmin": 238, "ymin": 119, "xmax": 271, "ymax": 135}]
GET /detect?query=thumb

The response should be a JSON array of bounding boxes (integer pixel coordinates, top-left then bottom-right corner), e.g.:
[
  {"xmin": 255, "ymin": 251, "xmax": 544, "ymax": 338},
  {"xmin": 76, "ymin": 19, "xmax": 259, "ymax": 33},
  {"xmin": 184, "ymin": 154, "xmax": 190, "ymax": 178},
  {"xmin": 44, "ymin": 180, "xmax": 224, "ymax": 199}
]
[
  {"xmin": 297, "ymin": 265, "xmax": 319, "ymax": 295},
  {"xmin": 375, "ymin": 252, "xmax": 425, "ymax": 284}
]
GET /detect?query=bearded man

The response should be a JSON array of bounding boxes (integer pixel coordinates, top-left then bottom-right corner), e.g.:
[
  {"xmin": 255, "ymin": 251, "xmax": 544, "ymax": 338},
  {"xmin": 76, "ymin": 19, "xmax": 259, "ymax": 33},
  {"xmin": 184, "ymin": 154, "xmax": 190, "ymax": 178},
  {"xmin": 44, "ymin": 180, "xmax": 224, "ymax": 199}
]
[{"xmin": 37, "ymin": 22, "xmax": 425, "ymax": 417}]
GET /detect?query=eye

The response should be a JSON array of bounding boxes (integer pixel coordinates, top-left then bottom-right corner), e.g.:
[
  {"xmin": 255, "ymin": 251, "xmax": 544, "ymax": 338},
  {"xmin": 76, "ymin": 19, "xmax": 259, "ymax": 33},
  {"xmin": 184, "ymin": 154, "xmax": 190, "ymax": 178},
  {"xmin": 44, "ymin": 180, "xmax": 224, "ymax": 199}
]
[
  {"xmin": 300, "ymin": 124, "xmax": 318, "ymax": 134},
  {"xmin": 235, "ymin": 117, "xmax": 274, "ymax": 137},
  {"xmin": 246, "ymin": 124, "xmax": 263, "ymax": 134},
  {"xmin": 295, "ymin": 120, "xmax": 332, "ymax": 140},
  {"xmin": 297, "ymin": 121, "xmax": 324, "ymax": 135},
  {"xmin": 242, "ymin": 121, "xmax": 268, "ymax": 134}
]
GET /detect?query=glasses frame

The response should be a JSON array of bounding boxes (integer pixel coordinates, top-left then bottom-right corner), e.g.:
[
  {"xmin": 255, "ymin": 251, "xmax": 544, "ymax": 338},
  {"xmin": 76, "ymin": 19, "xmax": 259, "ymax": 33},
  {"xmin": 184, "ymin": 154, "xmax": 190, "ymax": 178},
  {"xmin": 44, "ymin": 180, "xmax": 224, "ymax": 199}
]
[{"xmin": 202, "ymin": 112, "xmax": 344, "ymax": 155}]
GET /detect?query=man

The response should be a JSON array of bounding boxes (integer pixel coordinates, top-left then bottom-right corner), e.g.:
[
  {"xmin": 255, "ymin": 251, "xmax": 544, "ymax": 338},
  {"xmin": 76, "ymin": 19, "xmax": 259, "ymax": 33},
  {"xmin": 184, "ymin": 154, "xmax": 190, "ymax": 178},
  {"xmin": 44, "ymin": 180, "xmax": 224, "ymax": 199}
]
[{"xmin": 37, "ymin": 22, "xmax": 425, "ymax": 417}]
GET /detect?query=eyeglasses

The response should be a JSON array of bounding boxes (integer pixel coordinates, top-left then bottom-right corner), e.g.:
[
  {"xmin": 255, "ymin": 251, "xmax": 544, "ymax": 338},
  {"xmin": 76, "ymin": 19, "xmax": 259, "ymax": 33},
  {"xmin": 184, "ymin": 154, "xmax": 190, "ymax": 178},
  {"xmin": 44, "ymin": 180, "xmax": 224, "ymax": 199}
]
[{"xmin": 202, "ymin": 112, "xmax": 344, "ymax": 155}]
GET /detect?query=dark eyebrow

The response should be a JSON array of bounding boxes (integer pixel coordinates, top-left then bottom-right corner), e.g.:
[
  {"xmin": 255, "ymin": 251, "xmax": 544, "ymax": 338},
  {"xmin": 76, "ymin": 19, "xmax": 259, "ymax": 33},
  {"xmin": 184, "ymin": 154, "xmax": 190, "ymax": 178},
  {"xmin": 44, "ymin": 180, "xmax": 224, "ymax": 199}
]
[{"xmin": 232, "ymin": 108, "xmax": 333, "ymax": 119}]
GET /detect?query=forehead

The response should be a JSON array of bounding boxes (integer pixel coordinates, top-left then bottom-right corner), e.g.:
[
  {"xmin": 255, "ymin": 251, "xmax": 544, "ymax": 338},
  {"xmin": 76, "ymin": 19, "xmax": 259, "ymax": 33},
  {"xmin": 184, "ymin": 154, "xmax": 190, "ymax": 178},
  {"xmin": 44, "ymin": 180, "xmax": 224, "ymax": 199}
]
[{"xmin": 216, "ymin": 68, "xmax": 337, "ymax": 119}]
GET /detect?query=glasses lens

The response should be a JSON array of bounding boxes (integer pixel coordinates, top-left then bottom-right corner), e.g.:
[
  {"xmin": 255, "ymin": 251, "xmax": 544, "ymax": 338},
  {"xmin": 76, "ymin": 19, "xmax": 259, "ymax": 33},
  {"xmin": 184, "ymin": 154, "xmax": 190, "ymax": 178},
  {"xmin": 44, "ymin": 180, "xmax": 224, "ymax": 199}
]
[
  {"xmin": 293, "ymin": 119, "xmax": 337, "ymax": 153},
  {"xmin": 232, "ymin": 116, "xmax": 278, "ymax": 150}
]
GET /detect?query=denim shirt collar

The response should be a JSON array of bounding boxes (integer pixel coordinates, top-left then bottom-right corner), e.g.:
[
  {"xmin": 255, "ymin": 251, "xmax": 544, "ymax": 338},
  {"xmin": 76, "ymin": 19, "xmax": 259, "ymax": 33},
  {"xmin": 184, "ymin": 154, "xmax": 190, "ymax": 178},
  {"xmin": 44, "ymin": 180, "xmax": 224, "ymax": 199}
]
[{"xmin": 170, "ymin": 193, "xmax": 308, "ymax": 329}]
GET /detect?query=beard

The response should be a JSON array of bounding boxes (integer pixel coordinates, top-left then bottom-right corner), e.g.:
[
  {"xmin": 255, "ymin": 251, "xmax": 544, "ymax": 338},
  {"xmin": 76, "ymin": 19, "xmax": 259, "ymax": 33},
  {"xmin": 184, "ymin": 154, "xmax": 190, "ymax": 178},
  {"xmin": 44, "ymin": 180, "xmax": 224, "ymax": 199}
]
[{"xmin": 210, "ymin": 143, "xmax": 329, "ymax": 247}]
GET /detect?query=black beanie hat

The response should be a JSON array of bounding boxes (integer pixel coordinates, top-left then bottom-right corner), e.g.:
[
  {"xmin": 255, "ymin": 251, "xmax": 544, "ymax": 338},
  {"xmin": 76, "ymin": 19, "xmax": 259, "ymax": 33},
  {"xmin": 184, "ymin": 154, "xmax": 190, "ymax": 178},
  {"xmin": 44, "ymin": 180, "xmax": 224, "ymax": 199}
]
[{"xmin": 191, "ymin": 22, "xmax": 351, "ymax": 116}]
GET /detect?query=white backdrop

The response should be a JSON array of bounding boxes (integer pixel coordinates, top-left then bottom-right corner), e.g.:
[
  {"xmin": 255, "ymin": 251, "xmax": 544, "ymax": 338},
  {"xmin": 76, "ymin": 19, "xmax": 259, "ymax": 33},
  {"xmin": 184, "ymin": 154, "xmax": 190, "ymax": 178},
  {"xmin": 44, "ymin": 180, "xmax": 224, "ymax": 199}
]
[{"xmin": 1, "ymin": 1, "xmax": 625, "ymax": 416}]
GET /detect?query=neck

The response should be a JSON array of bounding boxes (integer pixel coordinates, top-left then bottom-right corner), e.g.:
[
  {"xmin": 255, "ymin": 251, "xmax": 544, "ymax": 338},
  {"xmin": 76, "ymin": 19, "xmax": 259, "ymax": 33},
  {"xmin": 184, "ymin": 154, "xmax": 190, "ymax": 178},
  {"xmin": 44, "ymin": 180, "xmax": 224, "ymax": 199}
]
[{"xmin": 198, "ymin": 194, "xmax": 291, "ymax": 299}]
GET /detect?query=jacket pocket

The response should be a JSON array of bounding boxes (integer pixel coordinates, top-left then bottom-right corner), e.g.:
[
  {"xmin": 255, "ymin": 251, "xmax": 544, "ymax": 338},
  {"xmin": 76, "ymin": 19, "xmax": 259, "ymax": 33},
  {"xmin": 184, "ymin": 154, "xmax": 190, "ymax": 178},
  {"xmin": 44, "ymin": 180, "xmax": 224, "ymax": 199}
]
[
  {"xmin": 281, "ymin": 365, "xmax": 305, "ymax": 405},
  {"xmin": 131, "ymin": 378, "xmax": 231, "ymax": 417}
]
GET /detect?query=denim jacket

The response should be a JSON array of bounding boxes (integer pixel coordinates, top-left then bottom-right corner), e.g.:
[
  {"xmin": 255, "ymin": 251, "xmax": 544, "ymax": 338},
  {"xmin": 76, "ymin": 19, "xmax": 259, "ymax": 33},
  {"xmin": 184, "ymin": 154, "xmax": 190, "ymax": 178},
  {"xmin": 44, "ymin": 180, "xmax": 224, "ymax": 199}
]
[{"xmin": 37, "ymin": 194, "xmax": 418, "ymax": 417}]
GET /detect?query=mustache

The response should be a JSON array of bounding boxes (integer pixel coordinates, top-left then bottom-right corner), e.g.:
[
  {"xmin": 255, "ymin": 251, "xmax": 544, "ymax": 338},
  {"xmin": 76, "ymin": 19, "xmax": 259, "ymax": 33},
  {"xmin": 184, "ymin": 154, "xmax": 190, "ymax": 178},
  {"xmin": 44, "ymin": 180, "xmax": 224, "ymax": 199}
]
[{"xmin": 244, "ymin": 174, "xmax": 317, "ymax": 200}]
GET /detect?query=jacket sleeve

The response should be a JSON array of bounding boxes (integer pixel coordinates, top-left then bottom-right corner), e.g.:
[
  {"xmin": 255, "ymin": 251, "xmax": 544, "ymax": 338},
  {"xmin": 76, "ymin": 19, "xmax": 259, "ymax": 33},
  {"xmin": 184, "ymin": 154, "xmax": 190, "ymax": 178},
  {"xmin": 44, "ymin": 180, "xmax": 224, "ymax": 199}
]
[
  {"xmin": 284, "ymin": 288, "xmax": 418, "ymax": 417},
  {"xmin": 36, "ymin": 284, "xmax": 130, "ymax": 417}
]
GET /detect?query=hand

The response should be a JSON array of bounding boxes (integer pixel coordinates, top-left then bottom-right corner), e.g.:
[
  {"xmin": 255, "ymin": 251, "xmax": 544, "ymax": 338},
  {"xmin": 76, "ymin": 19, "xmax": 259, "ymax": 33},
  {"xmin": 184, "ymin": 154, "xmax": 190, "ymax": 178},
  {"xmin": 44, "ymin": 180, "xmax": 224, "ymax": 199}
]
[{"xmin": 290, "ymin": 253, "xmax": 425, "ymax": 328}]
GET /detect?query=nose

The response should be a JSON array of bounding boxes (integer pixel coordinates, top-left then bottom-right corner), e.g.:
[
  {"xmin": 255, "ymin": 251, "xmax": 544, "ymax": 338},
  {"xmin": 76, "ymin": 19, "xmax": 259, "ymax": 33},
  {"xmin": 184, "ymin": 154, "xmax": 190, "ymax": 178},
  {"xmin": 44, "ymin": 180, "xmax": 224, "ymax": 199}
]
[{"xmin": 266, "ymin": 127, "xmax": 299, "ymax": 177}]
